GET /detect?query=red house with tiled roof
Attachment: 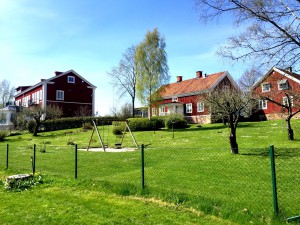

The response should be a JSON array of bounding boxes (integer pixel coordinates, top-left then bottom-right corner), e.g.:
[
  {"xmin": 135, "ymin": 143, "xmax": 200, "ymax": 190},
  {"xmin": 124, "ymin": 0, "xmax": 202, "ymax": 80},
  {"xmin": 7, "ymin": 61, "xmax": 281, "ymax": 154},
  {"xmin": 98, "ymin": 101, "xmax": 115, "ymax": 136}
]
[
  {"xmin": 152, "ymin": 70, "xmax": 238, "ymax": 123},
  {"xmin": 14, "ymin": 70, "xmax": 96, "ymax": 117},
  {"xmin": 251, "ymin": 67, "xmax": 300, "ymax": 120}
]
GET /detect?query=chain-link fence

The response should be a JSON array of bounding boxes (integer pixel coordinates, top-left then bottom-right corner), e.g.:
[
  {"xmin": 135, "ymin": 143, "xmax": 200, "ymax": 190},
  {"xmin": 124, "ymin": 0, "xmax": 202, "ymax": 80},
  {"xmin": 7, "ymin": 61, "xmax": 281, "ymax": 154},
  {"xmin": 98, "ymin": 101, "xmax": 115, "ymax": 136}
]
[
  {"xmin": 141, "ymin": 146, "xmax": 274, "ymax": 222},
  {"xmin": 273, "ymin": 147, "xmax": 300, "ymax": 221},
  {"xmin": 0, "ymin": 143, "xmax": 298, "ymax": 223}
]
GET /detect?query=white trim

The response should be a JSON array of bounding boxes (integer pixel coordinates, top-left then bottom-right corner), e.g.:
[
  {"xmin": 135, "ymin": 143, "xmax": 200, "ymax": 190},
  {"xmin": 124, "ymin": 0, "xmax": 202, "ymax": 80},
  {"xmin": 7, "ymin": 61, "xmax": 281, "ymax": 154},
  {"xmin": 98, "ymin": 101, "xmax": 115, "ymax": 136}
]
[
  {"xmin": 197, "ymin": 101, "xmax": 204, "ymax": 112},
  {"xmin": 42, "ymin": 82, "xmax": 47, "ymax": 110},
  {"xmin": 283, "ymin": 96, "xmax": 293, "ymax": 107},
  {"xmin": 261, "ymin": 82, "xmax": 271, "ymax": 92},
  {"xmin": 251, "ymin": 67, "xmax": 300, "ymax": 91},
  {"xmin": 67, "ymin": 76, "xmax": 75, "ymax": 83},
  {"xmin": 186, "ymin": 103, "xmax": 192, "ymax": 113},
  {"xmin": 258, "ymin": 99, "xmax": 267, "ymax": 109},
  {"xmin": 278, "ymin": 80, "xmax": 288, "ymax": 90},
  {"xmin": 56, "ymin": 90, "xmax": 64, "ymax": 101},
  {"xmin": 14, "ymin": 70, "xmax": 97, "ymax": 98},
  {"xmin": 92, "ymin": 87, "xmax": 95, "ymax": 116}
]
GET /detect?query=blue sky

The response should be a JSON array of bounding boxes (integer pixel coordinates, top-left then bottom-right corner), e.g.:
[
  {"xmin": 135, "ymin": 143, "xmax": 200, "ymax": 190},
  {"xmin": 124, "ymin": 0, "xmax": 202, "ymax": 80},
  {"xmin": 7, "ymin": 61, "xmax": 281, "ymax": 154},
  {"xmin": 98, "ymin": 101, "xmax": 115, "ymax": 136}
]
[{"xmin": 0, "ymin": 0, "xmax": 250, "ymax": 115}]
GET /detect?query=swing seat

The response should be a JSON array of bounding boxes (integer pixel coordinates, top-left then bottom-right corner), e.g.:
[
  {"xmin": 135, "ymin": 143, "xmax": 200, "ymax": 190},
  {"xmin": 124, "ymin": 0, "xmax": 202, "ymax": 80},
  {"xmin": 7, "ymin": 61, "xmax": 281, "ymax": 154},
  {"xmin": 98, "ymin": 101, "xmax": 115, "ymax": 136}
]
[{"xmin": 115, "ymin": 143, "xmax": 122, "ymax": 149}]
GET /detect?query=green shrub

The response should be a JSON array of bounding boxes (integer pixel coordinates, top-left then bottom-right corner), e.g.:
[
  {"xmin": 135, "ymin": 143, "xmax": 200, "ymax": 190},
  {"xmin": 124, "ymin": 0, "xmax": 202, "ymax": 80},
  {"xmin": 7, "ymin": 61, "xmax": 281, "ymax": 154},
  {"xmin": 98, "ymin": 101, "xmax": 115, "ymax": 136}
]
[
  {"xmin": 42, "ymin": 116, "xmax": 118, "ymax": 132},
  {"xmin": 127, "ymin": 117, "xmax": 165, "ymax": 131},
  {"xmin": 0, "ymin": 130, "xmax": 8, "ymax": 141},
  {"xmin": 83, "ymin": 122, "xmax": 93, "ymax": 130},
  {"xmin": 27, "ymin": 121, "xmax": 36, "ymax": 133},
  {"xmin": 150, "ymin": 117, "xmax": 165, "ymax": 129},
  {"xmin": 113, "ymin": 126, "xmax": 123, "ymax": 135},
  {"xmin": 165, "ymin": 114, "xmax": 188, "ymax": 129}
]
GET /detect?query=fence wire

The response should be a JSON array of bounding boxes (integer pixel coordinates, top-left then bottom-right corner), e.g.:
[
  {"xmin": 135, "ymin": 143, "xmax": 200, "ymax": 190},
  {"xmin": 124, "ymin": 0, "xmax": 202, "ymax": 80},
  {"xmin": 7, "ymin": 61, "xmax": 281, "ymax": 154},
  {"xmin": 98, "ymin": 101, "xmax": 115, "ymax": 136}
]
[
  {"xmin": 143, "ymin": 146, "xmax": 273, "ymax": 221},
  {"xmin": 0, "ymin": 144, "xmax": 298, "ymax": 222},
  {"xmin": 273, "ymin": 147, "xmax": 300, "ymax": 220}
]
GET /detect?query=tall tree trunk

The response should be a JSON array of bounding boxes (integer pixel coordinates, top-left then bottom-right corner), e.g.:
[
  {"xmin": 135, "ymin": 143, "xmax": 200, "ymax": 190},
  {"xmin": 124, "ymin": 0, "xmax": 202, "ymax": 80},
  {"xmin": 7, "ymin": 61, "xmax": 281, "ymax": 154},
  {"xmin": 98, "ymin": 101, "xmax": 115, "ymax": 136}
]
[
  {"xmin": 229, "ymin": 131, "xmax": 238, "ymax": 154},
  {"xmin": 229, "ymin": 114, "xmax": 238, "ymax": 154},
  {"xmin": 131, "ymin": 98, "xmax": 135, "ymax": 118},
  {"xmin": 33, "ymin": 123, "xmax": 38, "ymax": 136},
  {"xmin": 286, "ymin": 117, "xmax": 294, "ymax": 140}
]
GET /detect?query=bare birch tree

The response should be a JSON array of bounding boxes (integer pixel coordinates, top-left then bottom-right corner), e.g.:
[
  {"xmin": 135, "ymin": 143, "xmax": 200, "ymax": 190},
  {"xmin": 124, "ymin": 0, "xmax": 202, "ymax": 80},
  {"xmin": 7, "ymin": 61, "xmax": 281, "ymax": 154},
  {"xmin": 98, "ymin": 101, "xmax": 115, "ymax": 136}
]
[{"xmin": 108, "ymin": 46, "xmax": 137, "ymax": 118}]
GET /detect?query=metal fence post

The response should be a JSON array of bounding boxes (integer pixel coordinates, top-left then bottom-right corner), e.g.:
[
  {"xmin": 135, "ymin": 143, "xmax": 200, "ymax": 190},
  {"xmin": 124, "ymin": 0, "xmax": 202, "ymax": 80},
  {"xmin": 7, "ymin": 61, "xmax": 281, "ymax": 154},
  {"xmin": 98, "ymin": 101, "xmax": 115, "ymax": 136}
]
[
  {"xmin": 32, "ymin": 144, "xmax": 36, "ymax": 175},
  {"xmin": 75, "ymin": 144, "xmax": 78, "ymax": 179},
  {"xmin": 270, "ymin": 145, "xmax": 279, "ymax": 216},
  {"xmin": 6, "ymin": 144, "xmax": 9, "ymax": 169},
  {"xmin": 141, "ymin": 144, "xmax": 145, "ymax": 189}
]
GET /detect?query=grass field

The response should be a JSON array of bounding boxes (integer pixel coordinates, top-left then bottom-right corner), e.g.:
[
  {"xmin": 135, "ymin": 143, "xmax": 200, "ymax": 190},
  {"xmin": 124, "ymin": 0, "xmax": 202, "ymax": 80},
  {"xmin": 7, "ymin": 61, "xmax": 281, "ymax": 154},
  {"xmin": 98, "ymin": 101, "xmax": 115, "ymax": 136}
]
[{"xmin": 0, "ymin": 119, "xmax": 299, "ymax": 224}]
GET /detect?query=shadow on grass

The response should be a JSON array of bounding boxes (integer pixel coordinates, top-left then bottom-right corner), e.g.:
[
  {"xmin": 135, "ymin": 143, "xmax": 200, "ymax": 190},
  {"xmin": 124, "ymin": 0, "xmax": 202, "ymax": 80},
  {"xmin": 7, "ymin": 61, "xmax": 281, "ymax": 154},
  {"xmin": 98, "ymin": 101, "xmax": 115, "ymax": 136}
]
[
  {"xmin": 240, "ymin": 147, "xmax": 300, "ymax": 158},
  {"xmin": 162, "ymin": 122, "xmax": 257, "ymax": 133}
]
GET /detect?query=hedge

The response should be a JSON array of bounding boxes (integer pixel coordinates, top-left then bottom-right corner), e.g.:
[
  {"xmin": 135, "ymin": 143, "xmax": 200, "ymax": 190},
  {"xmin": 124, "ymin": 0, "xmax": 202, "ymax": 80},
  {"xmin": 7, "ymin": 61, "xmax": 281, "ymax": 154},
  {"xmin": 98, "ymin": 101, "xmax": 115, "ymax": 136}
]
[{"xmin": 41, "ymin": 116, "xmax": 118, "ymax": 132}]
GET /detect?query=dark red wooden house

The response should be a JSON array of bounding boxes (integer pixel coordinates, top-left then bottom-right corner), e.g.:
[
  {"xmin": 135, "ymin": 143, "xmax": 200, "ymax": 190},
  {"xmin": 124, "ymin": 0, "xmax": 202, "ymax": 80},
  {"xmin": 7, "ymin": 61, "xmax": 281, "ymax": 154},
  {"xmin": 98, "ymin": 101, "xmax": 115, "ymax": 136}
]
[
  {"xmin": 152, "ymin": 70, "xmax": 238, "ymax": 124},
  {"xmin": 251, "ymin": 67, "xmax": 300, "ymax": 120},
  {"xmin": 14, "ymin": 70, "xmax": 96, "ymax": 117}
]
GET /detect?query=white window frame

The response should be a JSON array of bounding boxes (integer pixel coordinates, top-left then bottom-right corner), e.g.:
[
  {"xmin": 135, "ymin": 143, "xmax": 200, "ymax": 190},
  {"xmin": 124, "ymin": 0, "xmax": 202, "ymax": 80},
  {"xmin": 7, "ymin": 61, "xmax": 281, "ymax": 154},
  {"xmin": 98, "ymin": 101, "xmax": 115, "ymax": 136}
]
[
  {"xmin": 258, "ymin": 99, "xmax": 267, "ymax": 109},
  {"xmin": 278, "ymin": 80, "xmax": 288, "ymax": 90},
  {"xmin": 39, "ymin": 90, "xmax": 43, "ymax": 100},
  {"xmin": 56, "ymin": 90, "xmax": 64, "ymax": 101},
  {"xmin": 197, "ymin": 102, "xmax": 204, "ymax": 112},
  {"xmin": 283, "ymin": 96, "xmax": 293, "ymax": 107},
  {"xmin": 186, "ymin": 103, "xmax": 192, "ymax": 113},
  {"xmin": 152, "ymin": 107, "xmax": 157, "ymax": 116},
  {"xmin": 68, "ymin": 76, "xmax": 75, "ymax": 83},
  {"xmin": 262, "ymin": 83, "xmax": 271, "ymax": 92}
]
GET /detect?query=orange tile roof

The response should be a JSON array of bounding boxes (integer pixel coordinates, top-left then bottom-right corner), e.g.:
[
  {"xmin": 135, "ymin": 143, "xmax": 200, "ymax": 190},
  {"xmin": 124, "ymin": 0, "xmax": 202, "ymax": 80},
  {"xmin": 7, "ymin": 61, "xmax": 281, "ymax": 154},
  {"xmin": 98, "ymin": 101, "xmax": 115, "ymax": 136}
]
[{"xmin": 158, "ymin": 71, "xmax": 226, "ymax": 98}]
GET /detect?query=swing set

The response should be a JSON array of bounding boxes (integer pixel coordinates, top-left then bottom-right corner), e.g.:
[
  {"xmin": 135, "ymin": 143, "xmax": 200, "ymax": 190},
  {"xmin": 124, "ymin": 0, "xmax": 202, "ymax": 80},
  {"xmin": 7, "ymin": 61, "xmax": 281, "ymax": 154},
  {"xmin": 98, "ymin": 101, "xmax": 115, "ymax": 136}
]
[{"xmin": 86, "ymin": 120, "xmax": 138, "ymax": 151}]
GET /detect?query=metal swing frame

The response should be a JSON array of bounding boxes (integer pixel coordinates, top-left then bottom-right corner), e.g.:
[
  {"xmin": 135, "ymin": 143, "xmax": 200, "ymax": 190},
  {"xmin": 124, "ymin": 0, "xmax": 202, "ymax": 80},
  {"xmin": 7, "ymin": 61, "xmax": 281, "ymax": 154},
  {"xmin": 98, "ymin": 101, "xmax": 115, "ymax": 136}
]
[{"xmin": 86, "ymin": 120, "xmax": 138, "ymax": 151}]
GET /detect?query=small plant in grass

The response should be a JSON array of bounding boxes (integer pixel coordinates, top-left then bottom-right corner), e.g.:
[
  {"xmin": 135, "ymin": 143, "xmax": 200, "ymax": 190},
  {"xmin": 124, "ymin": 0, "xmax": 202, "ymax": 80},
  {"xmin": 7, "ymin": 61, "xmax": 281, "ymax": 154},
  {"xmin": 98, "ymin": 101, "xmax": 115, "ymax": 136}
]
[
  {"xmin": 82, "ymin": 122, "xmax": 93, "ymax": 131},
  {"xmin": 0, "ymin": 130, "xmax": 8, "ymax": 141},
  {"xmin": 3, "ymin": 173, "xmax": 46, "ymax": 192},
  {"xmin": 40, "ymin": 140, "xmax": 52, "ymax": 145},
  {"xmin": 67, "ymin": 136, "xmax": 75, "ymax": 145},
  {"xmin": 40, "ymin": 145, "xmax": 46, "ymax": 153}
]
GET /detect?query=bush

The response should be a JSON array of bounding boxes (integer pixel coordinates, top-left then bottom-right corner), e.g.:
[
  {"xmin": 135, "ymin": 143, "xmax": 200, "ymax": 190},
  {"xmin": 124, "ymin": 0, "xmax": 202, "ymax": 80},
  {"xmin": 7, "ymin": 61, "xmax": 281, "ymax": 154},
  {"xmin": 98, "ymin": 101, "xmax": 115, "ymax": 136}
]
[
  {"xmin": 165, "ymin": 114, "xmax": 188, "ymax": 129},
  {"xmin": 42, "ymin": 116, "xmax": 118, "ymax": 132},
  {"xmin": 112, "ymin": 126, "xmax": 123, "ymax": 135},
  {"xmin": 82, "ymin": 122, "xmax": 93, "ymax": 130},
  {"xmin": 0, "ymin": 130, "xmax": 8, "ymax": 141},
  {"xmin": 127, "ymin": 117, "xmax": 165, "ymax": 131},
  {"xmin": 150, "ymin": 117, "xmax": 165, "ymax": 129},
  {"xmin": 27, "ymin": 121, "xmax": 36, "ymax": 133}
]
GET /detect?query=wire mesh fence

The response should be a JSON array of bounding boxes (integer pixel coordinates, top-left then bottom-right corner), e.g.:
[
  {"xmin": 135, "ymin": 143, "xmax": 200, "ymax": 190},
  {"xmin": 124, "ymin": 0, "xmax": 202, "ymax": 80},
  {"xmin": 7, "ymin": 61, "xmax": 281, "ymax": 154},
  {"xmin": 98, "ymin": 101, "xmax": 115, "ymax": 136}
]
[
  {"xmin": 273, "ymin": 147, "xmax": 300, "ymax": 221},
  {"xmin": 0, "ymin": 143, "xmax": 298, "ymax": 222},
  {"xmin": 142, "ymin": 146, "xmax": 274, "ymax": 221}
]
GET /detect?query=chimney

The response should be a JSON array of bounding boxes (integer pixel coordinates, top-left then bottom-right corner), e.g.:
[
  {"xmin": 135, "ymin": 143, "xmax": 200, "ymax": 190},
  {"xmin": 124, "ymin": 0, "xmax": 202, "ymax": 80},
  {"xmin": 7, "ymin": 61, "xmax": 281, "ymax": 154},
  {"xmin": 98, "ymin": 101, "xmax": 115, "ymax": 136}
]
[
  {"xmin": 196, "ymin": 71, "xmax": 203, "ymax": 78},
  {"xmin": 176, "ymin": 76, "xmax": 183, "ymax": 82},
  {"xmin": 55, "ymin": 71, "xmax": 63, "ymax": 76},
  {"xmin": 286, "ymin": 67, "xmax": 292, "ymax": 72}
]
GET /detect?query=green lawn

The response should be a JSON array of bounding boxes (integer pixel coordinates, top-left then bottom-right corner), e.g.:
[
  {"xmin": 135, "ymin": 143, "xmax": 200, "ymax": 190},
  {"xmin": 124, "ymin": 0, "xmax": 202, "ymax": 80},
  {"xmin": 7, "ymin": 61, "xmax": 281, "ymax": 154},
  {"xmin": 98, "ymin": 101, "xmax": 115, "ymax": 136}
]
[{"xmin": 0, "ymin": 120, "xmax": 299, "ymax": 224}]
